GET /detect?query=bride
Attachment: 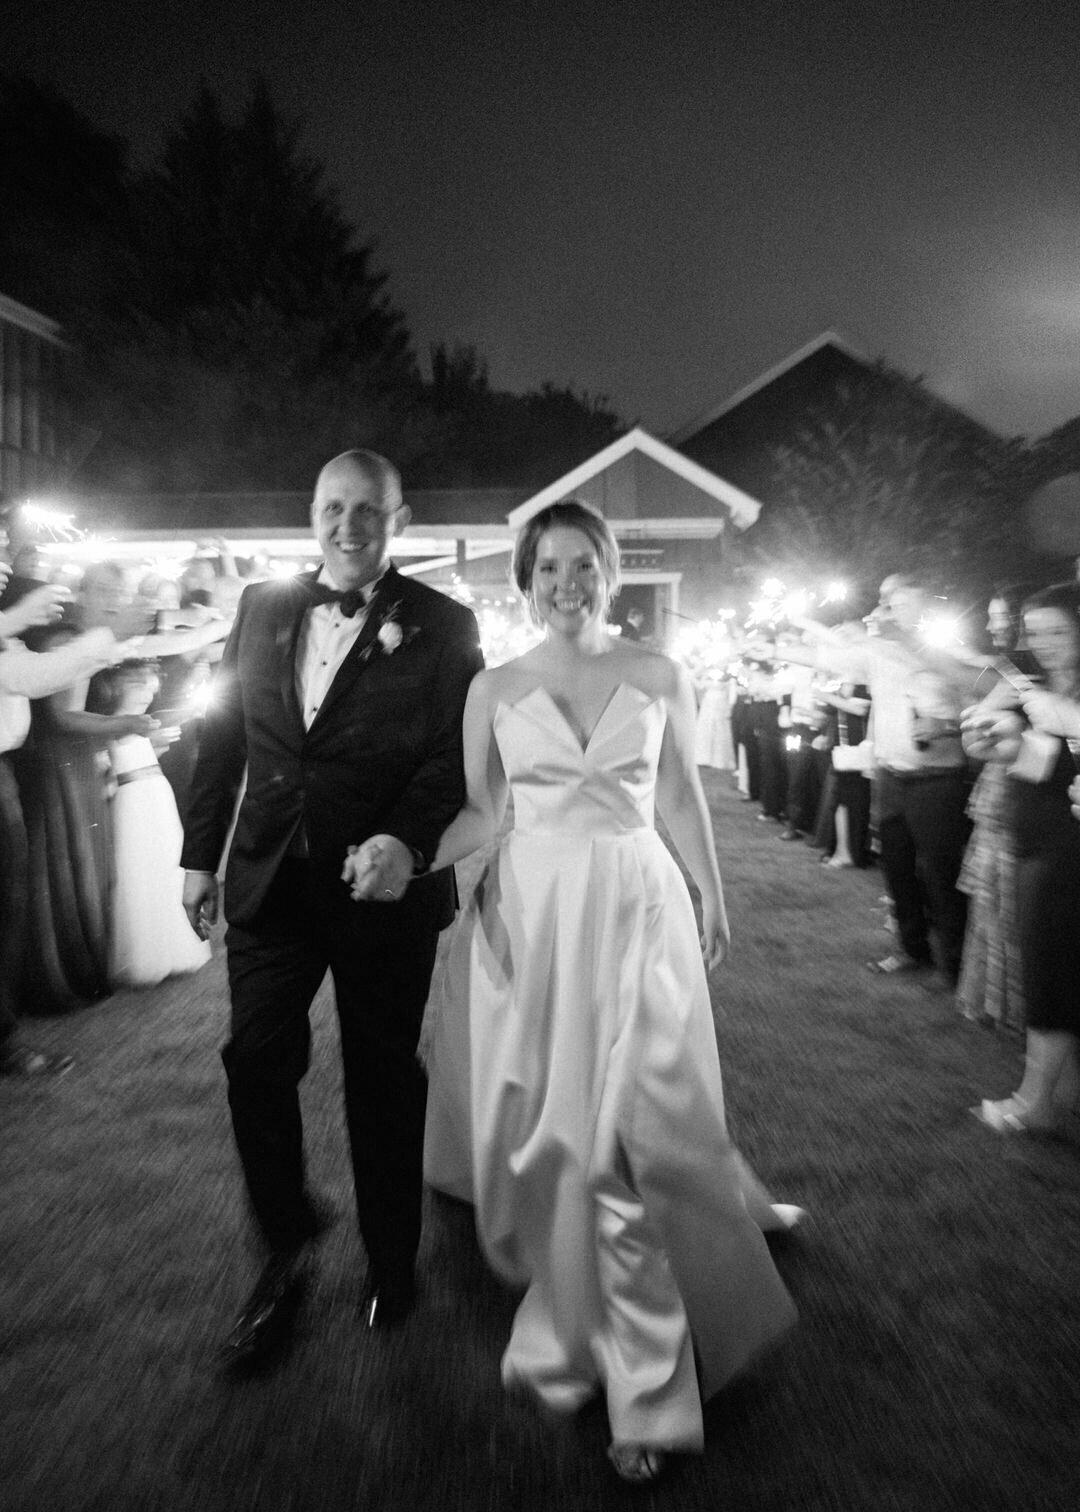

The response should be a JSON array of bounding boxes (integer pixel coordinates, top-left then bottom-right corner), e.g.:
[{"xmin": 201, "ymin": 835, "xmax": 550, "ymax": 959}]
[{"xmin": 421, "ymin": 501, "xmax": 798, "ymax": 1481}]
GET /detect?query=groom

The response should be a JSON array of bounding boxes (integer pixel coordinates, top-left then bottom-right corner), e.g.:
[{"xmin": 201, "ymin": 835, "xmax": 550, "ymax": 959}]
[{"xmin": 181, "ymin": 449, "xmax": 482, "ymax": 1368}]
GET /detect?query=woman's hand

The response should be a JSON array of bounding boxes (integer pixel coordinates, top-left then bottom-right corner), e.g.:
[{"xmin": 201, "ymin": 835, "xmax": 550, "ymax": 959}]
[
  {"xmin": 961, "ymin": 706, "xmax": 1023, "ymax": 764},
  {"xmin": 150, "ymin": 724, "xmax": 182, "ymax": 751},
  {"xmin": 342, "ymin": 834, "xmax": 414, "ymax": 902},
  {"xmin": 700, "ymin": 894, "xmax": 730, "ymax": 973},
  {"xmin": 1018, "ymin": 687, "xmax": 1080, "ymax": 740},
  {"xmin": 120, "ymin": 714, "xmax": 159, "ymax": 738},
  {"xmin": 1070, "ymin": 776, "xmax": 1080, "ymax": 823}
]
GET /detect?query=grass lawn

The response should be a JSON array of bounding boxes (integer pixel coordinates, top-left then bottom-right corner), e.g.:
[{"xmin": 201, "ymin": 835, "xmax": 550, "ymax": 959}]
[{"xmin": 1, "ymin": 774, "xmax": 1077, "ymax": 1511}]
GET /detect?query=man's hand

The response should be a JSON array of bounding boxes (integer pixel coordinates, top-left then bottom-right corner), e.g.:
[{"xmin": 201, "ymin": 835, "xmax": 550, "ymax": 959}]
[
  {"xmin": 2, "ymin": 583, "xmax": 71, "ymax": 634},
  {"xmin": 1070, "ymin": 776, "xmax": 1080, "ymax": 823},
  {"xmin": 342, "ymin": 834, "xmax": 415, "ymax": 903},
  {"xmin": 183, "ymin": 870, "xmax": 219, "ymax": 940}
]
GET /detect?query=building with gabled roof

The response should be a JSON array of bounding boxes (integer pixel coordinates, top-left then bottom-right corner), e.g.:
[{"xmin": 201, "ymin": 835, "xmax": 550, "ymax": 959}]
[
  {"xmin": 0, "ymin": 292, "xmax": 70, "ymax": 504},
  {"xmin": 669, "ymin": 329, "xmax": 1009, "ymax": 517}
]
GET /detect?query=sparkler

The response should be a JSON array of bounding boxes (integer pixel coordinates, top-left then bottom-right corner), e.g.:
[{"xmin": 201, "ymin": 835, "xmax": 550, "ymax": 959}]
[
  {"xmin": 918, "ymin": 612, "xmax": 965, "ymax": 649},
  {"xmin": 18, "ymin": 501, "xmax": 84, "ymax": 543}
]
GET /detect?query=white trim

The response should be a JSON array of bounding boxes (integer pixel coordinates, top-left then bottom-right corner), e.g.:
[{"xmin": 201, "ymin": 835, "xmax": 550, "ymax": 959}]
[
  {"xmin": 507, "ymin": 426, "xmax": 761, "ymax": 532},
  {"xmin": 606, "ymin": 517, "xmax": 724, "ymax": 541},
  {"xmin": 666, "ymin": 330, "xmax": 866, "ymax": 446},
  {"xmin": 0, "ymin": 293, "xmax": 65, "ymax": 344}
]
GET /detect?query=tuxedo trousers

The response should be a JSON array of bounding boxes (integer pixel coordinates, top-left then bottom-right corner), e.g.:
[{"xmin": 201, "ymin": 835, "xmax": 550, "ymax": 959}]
[{"xmin": 223, "ymin": 858, "xmax": 439, "ymax": 1274}]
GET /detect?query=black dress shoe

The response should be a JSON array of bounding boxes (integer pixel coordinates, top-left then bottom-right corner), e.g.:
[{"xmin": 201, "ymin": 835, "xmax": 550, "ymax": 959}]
[
  {"xmin": 362, "ymin": 1271, "xmax": 416, "ymax": 1330},
  {"xmin": 219, "ymin": 1250, "xmax": 311, "ymax": 1372}
]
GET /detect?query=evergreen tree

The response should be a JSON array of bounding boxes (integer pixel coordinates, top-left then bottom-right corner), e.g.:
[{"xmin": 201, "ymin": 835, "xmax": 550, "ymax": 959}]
[
  {"xmin": 78, "ymin": 81, "xmax": 426, "ymax": 491},
  {"xmin": 420, "ymin": 341, "xmax": 624, "ymax": 488}
]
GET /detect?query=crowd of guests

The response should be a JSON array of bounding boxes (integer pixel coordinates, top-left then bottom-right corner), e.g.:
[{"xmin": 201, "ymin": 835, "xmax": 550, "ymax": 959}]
[
  {"xmin": 3, "ymin": 467, "xmax": 1079, "ymax": 1486},
  {"xmin": 0, "ymin": 549, "xmax": 234, "ymax": 1078},
  {"xmin": 692, "ymin": 571, "xmax": 1080, "ymax": 1139}
]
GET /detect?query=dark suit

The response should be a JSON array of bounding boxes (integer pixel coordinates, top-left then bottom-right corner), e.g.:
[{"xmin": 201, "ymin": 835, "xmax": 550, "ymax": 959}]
[{"xmin": 181, "ymin": 565, "xmax": 482, "ymax": 1276}]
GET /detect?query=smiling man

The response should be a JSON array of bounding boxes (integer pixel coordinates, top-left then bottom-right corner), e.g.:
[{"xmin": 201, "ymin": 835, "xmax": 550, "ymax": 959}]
[{"xmin": 181, "ymin": 449, "xmax": 482, "ymax": 1369}]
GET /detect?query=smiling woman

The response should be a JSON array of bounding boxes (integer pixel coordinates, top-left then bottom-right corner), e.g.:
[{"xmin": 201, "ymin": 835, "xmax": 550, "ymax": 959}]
[{"xmin": 423, "ymin": 497, "xmax": 799, "ymax": 1484}]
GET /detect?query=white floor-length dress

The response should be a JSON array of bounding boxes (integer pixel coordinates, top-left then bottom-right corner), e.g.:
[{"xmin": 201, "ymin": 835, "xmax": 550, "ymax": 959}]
[
  {"xmin": 110, "ymin": 735, "xmax": 211, "ymax": 987},
  {"xmin": 424, "ymin": 682, "xmax": 795, "ymax": 1450}
]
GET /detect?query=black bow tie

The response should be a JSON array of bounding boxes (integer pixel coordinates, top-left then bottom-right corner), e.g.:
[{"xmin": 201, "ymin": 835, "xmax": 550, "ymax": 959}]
[{"xmin": 306, "ymin": 581, "xmax": 369, "ymax": 619}]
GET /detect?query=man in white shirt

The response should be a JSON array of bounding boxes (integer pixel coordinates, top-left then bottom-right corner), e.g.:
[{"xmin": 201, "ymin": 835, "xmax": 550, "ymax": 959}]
[
  {"xmin": 771, "ymin": 575, "xmax": 984, "ymax": 989},
  {"xmin": 0, "ymin": 571, "xmax": 134, "ymax": 1075}
]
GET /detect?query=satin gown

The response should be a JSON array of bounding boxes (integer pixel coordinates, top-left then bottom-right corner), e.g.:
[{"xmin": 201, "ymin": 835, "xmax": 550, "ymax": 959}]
[
  {"xmin": 109, "ymin": 735, "xmax": 211, "ymax": 987},
  {"xmin": 424, "ymin": 682, "xmax": 795, "ymax": 1450}
]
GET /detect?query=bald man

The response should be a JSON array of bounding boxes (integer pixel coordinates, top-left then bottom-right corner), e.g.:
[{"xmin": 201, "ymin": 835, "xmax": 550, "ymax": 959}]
[{"xmin": 182, "ymin": 451, "xmax": 482, "ymax": 1367}]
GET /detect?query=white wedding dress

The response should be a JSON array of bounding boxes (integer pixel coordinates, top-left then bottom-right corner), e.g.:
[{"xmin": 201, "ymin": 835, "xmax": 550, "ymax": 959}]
[
  {"xmin": 110, "ymin": 735, "xmax": 212, "ymax": 987},
  {"xmin": 424, "ymin": 683, "xmax": 795, "ymax": 1450}
]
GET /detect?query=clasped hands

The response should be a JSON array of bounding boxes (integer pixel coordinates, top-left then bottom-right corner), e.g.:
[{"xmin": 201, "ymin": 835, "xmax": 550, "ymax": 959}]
[
  {"xmin": 342, "ymin": 833, "xmax": 415, "ymax": 903},
  {"xmin": 962, "ymin": 684, "xmax": 1080, "ymax": 763}
]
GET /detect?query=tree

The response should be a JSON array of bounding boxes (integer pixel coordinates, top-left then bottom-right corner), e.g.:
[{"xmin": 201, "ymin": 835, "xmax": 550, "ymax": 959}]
[
  {"xmin": 75, "ymin": 81, "xmax": 427, "ymax": 491},
  {"xmin": 0, "ymin": 74, "xmax": 131, "ymax": 327},
  {"xmin": 743, "ymin": 363, "xmax": 1040, "ymax": 604},
  {"xmin": 418, "ymin": 341, "xmax": 624, "ymax": 488},
  {"xmin": 4, "ymin": 76, "xmax": 623, "ymax": 497}
]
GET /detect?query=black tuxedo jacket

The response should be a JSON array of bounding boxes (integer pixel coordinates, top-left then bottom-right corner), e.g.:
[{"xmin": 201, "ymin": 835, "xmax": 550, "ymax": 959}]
[{"xmin": 180, "ymin": 565, "xmax": 483, "ymax": 930}]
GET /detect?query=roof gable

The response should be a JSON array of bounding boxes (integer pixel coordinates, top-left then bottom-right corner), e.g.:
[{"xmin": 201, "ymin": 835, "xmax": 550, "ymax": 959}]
[
  {"xmin": 668, "ymin": 331, "xmax": 866, "ymax": 446},
  {"xmin": 507, "ymin": 427, "xmax": 760, "ymax": 531}
]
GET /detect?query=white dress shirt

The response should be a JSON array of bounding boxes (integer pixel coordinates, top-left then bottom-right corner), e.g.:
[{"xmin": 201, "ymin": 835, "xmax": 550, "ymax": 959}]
[{"xmin": 294, "ymin": 571, "xmax": 382, "ymax": 730}]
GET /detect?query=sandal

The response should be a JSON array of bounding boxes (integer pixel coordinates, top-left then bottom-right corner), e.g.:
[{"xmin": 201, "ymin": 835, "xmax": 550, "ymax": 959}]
[
  {"xmin": 971, "ymin": 1097, "xmax": 1058, "ymax": 1136},
  {"xmin": 867, "ymin": 953, "xmax": 930, "ymax": 976},
  {"xmin": 0, "ymin": 1045, "xmax": 74, "ymax": 1078},
  {"xmin": 607, "ymin": 1443, "xmax": 667, "ymax": 1483},
  {"xmin": 764, "ymin": 1203, "xmax": 807, "ymax": 1233}
]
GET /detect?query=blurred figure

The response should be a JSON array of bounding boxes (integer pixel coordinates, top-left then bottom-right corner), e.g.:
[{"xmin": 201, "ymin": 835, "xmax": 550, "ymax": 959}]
[
  {"xmin": 955, "ymin": 584, "xmax": 1038, "ymax": 1030},
  {"xmin": 0, "ymin": 565, "xmax": 136, "ymax": 1071},
  {"xmin": 141, "ymin": 576, "xmax": 234, "ymax": 826},
  {"xmin": 729, "ymin": 661, "xmax": 761, "ymax": 801},
  {"xmin": 778, "ymin": 575, "xmax": 983, "ymax": 991},
  {"xmin": 778, "ymin": 660, "xmax": 825, "ymax": 842},
  {"xmin": 16, "ymin": 562, "xmax": 158, "ymax": 1014},
  {"xmin": 97, "ymin": 660, "xmax": 211, "ymax": 987},
  {"xmin": 620, "ymin": 605, "xmax": 646, "ymax": 642},
  {"xmin": 966, "ymin": 582, "xmax": 1080, "ymax": 1132},
  {"xmin": 813, "ymin": 643, "xmax": 873, "ymax": 869},
  {"xmin": 749, "ymin": 659, "xmax": 787, "ymax": 823}
]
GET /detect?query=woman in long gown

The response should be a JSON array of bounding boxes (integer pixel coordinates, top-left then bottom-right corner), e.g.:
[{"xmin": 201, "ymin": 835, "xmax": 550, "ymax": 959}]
[
  {"xmin": 99, "ymin": 660, "xmax": 212, "ymax": 987},
  {"xmin": 421, "ymin": 501, "xmax": 798, "ymax": 1483}
]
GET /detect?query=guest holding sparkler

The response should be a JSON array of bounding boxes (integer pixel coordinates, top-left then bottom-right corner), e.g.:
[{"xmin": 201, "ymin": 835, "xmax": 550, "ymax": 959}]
[
  {"xmin": 954, "ymin": 584, "xmax": 1038, "ymax": 1030},
  {"xmin": 965, "ymin": 581, "xmax": 1080, "ymax": 1134},
  {"xmin": 766, "ymin": 574, "xmax": 984, "ymax": 992}
]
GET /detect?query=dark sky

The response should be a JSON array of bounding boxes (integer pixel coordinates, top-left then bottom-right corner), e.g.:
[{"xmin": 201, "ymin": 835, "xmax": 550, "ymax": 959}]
[{"xmin": 8, "ymin": 0, "xmax": 1080, "ymax": 441}]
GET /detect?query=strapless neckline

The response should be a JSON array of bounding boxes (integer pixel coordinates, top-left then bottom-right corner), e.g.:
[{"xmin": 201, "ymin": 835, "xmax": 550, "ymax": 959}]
[{"xmin": 507, "ymin": 681, "xmax": 657, "ymax": 755}]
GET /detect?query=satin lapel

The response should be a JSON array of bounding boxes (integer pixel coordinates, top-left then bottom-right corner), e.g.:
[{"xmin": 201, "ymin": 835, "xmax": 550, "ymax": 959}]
[
  {"xmin": 308, "ymin": 572, "xmax": 394, "ymax": 732},
  {"xmin": 277, "ymin": 574, "xmax": 316, "ymax": 731}
]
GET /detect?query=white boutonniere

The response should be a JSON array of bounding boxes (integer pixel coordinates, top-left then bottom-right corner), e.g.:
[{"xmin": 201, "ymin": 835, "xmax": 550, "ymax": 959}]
[
  {"xmin": 378, "ymin": 619, "xmax": 404, "ymax": 654},
  {"xmin": 364, "ymin": 600, "xmax": 418, "ymax": 661}
]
